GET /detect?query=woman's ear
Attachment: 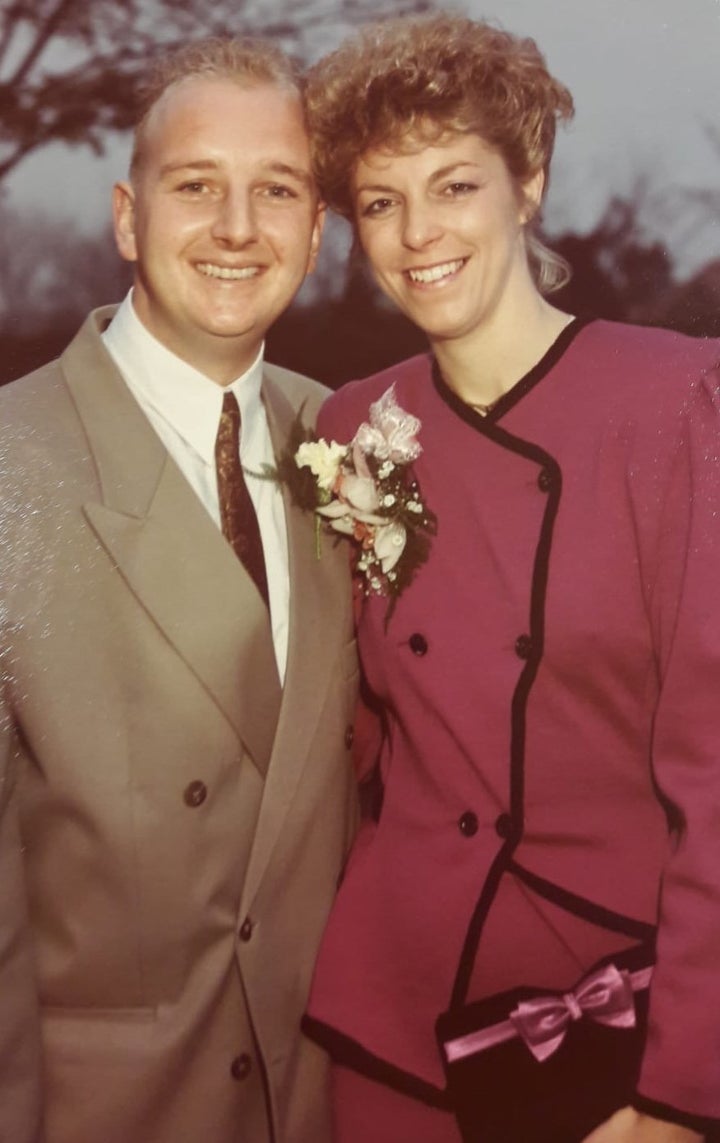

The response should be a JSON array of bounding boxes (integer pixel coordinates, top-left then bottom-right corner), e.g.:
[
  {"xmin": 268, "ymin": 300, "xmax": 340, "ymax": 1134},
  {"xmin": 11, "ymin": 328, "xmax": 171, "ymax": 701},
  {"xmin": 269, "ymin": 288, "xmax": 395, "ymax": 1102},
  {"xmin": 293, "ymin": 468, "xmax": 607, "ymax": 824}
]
[{"xmin": 520, "ymin": 168, "xmax": 545, "ymax": 225}]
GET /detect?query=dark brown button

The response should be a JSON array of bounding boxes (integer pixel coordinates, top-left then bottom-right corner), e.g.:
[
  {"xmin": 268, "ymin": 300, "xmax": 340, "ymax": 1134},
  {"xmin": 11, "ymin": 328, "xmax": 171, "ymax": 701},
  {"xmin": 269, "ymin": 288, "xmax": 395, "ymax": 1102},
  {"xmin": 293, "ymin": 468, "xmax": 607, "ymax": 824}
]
[
  {"xmin": 183, "ymin": 780, "xmax": 207, "ymax": 807},
  {"xmin": 458, "ymin": 811, "xmax": 478, "ymax": 837},
  {"xmin": 538, "ymin": 468, "xmax": 553, "ymax": 493},
  {"xmin": 239, "ymin": 917, "xmax": 253, "ymax": 942},
  {"xmin": 409, "ymin": 633, "xmax": 428, "ymax": 656},
  {"xmin": 495, "ymin": 812, "xmax": 513, "ymax": 839},
  {"xmin": 230, "ymin": 1053, "xmax": 252, "ymax": 1080},
  {"xmin": 514, "ymin": 634, "xmax": 532, "ymax": 660},
  {"xmin": 344, "ymin": 724, "xmax": 354, "ymax": 750}
]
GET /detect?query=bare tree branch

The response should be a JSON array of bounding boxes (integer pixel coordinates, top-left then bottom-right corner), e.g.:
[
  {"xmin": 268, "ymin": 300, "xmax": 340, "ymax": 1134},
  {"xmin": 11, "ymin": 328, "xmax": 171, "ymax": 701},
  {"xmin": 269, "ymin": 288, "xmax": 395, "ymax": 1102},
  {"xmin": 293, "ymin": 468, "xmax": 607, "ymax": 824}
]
[
  {"xmin": 0, "ymin": 0, "xmax": 433, "ymax": 184},
  {"xmin": 0, "ymin": 3, "xmax": 24, "ymax": 72},
  {"xmin": 8, "ymin": 0, "xmax": 79, "ymax": 86}
]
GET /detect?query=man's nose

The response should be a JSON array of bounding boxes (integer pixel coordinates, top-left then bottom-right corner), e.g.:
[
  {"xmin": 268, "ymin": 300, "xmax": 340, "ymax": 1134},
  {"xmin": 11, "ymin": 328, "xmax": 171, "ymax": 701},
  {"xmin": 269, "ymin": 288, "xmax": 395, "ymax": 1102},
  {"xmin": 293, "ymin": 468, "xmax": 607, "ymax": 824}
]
[{"xmin": 211, "ymin": 189, "xmax": 258, "ymax": 245}]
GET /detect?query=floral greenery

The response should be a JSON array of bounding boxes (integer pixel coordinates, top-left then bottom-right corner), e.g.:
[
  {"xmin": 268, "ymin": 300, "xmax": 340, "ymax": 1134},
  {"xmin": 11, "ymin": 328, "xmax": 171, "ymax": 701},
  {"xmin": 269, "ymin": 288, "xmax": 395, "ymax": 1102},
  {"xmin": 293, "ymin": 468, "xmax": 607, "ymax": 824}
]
[{"xmin": 253, "ymin": 403, "xmax": 320, "ymax": 512}]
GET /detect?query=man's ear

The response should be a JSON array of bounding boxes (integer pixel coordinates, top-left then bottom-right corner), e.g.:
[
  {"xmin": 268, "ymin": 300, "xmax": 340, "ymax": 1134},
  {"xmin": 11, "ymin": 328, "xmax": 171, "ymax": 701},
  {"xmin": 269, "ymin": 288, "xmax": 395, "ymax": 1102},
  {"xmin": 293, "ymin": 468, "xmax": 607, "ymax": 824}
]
[
  {"xmin": 306, "ymin": 202, "xmax": 327, "ymax": 275},
  {"xmin": 112, "ymin": 181, "xmax": 138, "ymax": 264}
]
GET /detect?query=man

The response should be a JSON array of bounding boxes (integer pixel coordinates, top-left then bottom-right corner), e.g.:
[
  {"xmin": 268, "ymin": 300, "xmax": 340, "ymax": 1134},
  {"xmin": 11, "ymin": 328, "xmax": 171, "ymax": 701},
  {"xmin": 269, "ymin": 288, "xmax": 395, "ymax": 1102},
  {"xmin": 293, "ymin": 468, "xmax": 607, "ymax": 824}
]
[{"xmin": 0, "ymin": 38, "xmax": 357, "ymax": 1143}]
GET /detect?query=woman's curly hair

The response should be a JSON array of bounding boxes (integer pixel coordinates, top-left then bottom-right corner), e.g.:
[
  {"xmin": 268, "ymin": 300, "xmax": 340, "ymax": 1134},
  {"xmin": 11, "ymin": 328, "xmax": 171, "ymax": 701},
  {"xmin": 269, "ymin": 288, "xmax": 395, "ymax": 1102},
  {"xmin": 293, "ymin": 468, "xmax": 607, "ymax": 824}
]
[{"xmin": 305, "ymin": 14, "xmax": 575, "ymax": 291}]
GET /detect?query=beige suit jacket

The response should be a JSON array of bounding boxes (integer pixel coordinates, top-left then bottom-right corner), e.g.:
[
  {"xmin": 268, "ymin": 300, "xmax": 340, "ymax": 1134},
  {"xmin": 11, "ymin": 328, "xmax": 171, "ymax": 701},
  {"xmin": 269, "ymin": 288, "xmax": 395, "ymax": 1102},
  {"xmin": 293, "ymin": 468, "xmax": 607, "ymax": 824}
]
[{"xmin": 0, "ymin": 309, "xmax": 358, "ymax": 1143}]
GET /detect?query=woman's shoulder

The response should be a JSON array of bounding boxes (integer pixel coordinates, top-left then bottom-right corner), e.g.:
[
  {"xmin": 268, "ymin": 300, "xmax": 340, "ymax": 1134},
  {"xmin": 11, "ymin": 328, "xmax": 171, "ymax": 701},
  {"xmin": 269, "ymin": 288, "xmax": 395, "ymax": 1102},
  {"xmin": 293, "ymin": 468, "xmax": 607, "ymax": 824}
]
[
  {"xmin": 318, "ymin": 353, "xmax": 432, "ymax": 441},
  {"xmin": 577, "ymin": 318, "xmax": 720, "ymax": 379}
]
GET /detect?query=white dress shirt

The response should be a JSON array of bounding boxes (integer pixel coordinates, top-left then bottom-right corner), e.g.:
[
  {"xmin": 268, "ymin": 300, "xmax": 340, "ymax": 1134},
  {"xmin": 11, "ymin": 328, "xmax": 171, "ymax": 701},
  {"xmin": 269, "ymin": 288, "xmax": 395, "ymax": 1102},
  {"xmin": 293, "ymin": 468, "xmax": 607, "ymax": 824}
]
[{"xmin": 102, "ymin": 292, "xmax": 289, "ymax": 681}]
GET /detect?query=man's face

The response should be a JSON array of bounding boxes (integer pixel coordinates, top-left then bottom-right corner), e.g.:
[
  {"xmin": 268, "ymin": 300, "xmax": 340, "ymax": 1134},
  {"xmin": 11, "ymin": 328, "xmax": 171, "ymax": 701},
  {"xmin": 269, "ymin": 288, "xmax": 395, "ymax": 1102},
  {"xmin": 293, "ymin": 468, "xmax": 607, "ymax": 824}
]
[{"xmin": 113, "ymin": 76, "xmax": 324, "ymax": 383}]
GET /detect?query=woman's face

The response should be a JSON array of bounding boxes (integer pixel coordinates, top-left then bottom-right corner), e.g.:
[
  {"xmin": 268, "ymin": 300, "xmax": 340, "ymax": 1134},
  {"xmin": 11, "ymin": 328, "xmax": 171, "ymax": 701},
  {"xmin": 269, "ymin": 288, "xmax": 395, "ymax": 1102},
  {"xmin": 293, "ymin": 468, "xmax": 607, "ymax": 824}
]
[{"xmin": 352, "ymin": 131, "xmax": 543, "ymax": 346}]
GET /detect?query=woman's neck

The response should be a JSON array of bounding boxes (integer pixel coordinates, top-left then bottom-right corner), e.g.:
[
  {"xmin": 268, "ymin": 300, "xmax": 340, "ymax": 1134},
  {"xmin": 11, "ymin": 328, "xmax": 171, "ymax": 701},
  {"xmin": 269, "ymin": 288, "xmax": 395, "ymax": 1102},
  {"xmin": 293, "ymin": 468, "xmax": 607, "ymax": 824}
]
[{"xmin": 432, "ymin": 292, "xmax": 574, "ymax": 409}]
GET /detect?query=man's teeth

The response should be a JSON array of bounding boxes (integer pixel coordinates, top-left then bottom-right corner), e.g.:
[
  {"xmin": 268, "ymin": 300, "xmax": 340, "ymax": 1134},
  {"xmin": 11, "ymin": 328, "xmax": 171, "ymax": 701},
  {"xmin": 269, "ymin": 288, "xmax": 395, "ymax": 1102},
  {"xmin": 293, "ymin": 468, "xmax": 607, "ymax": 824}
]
[
  {"xmin": 197, "ymin": 263, "xmax": 260, "ymax": 280},
  {"xmin": 407, "ymin": 259, "xmax": 465, "ymax": 284}
]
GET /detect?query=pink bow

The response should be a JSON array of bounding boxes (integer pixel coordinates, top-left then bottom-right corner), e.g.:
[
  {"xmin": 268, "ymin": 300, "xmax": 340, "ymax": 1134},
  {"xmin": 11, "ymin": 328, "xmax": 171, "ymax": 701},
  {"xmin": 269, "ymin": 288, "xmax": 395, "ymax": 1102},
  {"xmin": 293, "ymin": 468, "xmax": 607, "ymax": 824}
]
[{"xmin": 509, "ymin": 964, "xmax": 644, "ymax": 1062}]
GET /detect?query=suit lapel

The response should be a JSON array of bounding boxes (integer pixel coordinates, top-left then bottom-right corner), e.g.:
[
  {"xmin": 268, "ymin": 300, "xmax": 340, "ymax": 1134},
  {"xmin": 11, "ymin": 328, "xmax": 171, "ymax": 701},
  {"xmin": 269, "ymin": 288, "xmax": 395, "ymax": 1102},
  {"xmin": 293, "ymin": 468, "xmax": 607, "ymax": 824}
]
[
  {"xmin": 63, "ymin": 309, "xmax": 280, "ymax": 776},
  {"xmin": 241, "ymin": 371, "xmax": 352, "ymax": 910}
]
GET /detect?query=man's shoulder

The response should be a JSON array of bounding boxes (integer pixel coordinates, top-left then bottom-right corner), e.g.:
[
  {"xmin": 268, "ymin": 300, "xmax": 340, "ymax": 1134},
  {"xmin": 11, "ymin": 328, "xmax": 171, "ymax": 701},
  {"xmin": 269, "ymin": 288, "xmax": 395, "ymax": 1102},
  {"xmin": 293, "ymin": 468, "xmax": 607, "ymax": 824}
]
[
  {"xmin": 0, "ymin": 356, "xmax": 67, "ymax": 427},
  {"xmin": 262, "ymin": 361, "xmax": 331, "ymax": 418},
  {"xmin": 0, "ymin": 310, "xmax": 113, "ymax": 471},
  {"xmin": 0, "ymin": 307, "xmax": 116, "ymax": 414}
]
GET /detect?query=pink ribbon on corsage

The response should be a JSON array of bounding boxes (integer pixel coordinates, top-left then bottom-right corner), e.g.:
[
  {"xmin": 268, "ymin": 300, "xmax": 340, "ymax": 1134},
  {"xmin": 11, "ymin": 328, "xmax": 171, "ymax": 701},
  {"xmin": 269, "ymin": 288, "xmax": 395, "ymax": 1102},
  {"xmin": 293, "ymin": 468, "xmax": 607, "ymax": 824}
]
[
  {"xmin": 509, "ymin": 963, "xmax": 649, "ymax": 1062},
  {"xmin": 442, "ymin": 963, "xmax": 653, "ymax": 1066}
]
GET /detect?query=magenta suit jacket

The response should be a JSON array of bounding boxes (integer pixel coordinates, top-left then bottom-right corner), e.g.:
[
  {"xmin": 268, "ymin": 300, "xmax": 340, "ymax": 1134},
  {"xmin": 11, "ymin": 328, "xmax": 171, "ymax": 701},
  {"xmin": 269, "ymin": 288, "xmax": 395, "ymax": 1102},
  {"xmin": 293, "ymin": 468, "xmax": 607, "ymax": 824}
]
[{"xmin": 305, "ymin": 319, "xmax": 720, "ymax": 1134}]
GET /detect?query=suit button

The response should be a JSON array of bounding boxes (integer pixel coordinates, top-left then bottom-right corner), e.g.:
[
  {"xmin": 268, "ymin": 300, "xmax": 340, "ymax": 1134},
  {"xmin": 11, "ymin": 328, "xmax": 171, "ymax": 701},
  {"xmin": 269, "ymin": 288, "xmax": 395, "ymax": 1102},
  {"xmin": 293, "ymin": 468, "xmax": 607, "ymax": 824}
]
[
  {"xmin": 495, "ymin": 813, "xmax": 513, "ymax": 839},
  {"xmin": 183, "ymin": 780, "xmax": 207, "ymax": 807},
  {"xmin": 538, "ymin": 468, "xmax": 553, "ymax": 492},
  {"xmin": 458, "ymin": 811, "xmax": 478, "ymax": 837},
  {"xmin": 409, "ymin": 633, "xmax": 428, "ymax": 656},
  {"xmin": 514, "ymin": 634, "xmax": 532, "ymax": 660},
  {"xmin": 230, "ymin": 1053, "xmax": 252, "ymax": 1080},
  {"xmin": 344, "ymin": 724, "xmax": 354, "ymax": 749},
  {"xmin": 239, "ymin": 917, "xmax": 254, "ymax": 942}
]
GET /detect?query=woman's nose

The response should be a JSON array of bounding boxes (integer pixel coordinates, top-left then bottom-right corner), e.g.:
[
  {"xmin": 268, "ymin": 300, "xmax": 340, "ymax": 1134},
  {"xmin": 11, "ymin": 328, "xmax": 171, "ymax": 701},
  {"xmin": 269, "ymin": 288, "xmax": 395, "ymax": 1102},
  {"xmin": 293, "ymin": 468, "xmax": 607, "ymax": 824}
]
[{"xmin": 400, "ymin": 200, "xmax": 443, "ymax": 250}]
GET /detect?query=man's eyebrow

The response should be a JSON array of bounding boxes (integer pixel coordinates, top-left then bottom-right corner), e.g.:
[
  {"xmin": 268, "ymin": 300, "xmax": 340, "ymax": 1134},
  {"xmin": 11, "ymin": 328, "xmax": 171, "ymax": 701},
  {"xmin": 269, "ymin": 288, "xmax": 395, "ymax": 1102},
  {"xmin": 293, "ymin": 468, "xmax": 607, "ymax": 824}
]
[
  {"xmin": 157, "ymin": 158, "xmax": 314, "ymax": 187},
  {"xmin": 158, "ymin": 159, "xmax": 219, "ymax": 178},
  {"xmin": 263, "ymin": 161, "xmax": 315, "ymax": 188}
]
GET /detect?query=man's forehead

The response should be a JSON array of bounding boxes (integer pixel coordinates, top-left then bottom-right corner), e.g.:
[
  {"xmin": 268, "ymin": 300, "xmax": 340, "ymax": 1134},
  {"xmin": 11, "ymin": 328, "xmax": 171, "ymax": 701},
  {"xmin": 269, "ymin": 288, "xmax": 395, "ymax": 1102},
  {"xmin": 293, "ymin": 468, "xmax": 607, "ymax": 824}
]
[
  {"xmin": 133, "ymin": 75, "xmax": 311, "ymax": 176},
  {"xmin": 146, "ymin": 74, "xmax": 303, "ymax": 129}
]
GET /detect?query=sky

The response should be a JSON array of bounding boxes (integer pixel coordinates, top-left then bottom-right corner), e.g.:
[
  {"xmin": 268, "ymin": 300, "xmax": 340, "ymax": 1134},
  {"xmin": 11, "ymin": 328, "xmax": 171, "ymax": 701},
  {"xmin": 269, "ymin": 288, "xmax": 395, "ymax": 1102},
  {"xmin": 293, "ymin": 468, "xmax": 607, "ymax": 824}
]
[{"xmin": 6, "ymin": 0, "xmax": 720, "ymax": 281}]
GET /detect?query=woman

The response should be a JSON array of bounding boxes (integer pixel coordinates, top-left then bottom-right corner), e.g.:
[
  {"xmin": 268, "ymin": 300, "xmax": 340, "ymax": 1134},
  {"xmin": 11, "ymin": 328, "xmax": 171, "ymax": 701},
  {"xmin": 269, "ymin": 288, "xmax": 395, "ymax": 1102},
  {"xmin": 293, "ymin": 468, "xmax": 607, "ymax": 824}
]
[{"xmin": 302, "ymin": 14, "xmax": 720, "ymax": 1143}]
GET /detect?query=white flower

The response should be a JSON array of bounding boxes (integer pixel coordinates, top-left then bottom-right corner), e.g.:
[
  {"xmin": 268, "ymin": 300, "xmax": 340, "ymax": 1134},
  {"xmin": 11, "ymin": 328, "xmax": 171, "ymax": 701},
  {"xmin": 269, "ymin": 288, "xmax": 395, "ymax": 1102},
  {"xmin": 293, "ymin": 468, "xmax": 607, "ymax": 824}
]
[
  {"xmin": 373, "ymin": 520, "xmax": 407, "ymax": 573},
  {"xmin": 353, "ymin": 384, "xmax": 422, "ymax": 464},
  {"xmin": 295, "ymin": 439, "xmax": 346, "ymax": 491},
  {"xmin": 316, "ymin": 498, "xmax": 385, "ymax": 530},
  {"xmin": 335, "ymin": 469, "xmax": 381, "ymax": 514}
]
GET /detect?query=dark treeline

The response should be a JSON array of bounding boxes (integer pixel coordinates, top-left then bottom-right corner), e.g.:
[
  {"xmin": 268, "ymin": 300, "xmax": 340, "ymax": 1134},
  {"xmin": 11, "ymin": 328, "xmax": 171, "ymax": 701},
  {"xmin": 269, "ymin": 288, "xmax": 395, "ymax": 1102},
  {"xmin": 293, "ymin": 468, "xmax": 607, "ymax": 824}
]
[{"xmin": 3, "ymin": 197, "xmax": 719, "ymax": 391}]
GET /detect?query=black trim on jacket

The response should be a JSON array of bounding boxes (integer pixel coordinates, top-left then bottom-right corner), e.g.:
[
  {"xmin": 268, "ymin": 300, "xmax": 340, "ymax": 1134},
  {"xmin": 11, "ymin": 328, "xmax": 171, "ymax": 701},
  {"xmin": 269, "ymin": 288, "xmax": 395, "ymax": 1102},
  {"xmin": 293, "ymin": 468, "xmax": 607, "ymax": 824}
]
[
  {"xmin": 301, "ymin": 1016, "xmax": 449, "ymax": 1110},
  {"xmin": 632, "ymin": 1094, "xmax": 720, "ymax": 1139},
  {"xmin": 304, "ymin": 318, "xmax": 682, "ymax": 1113}
]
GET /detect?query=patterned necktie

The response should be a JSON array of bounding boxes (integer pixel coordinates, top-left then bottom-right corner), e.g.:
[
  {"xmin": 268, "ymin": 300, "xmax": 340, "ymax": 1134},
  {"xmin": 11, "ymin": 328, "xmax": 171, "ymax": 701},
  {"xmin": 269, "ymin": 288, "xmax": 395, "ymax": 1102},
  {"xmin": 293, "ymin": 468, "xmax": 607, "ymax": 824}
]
[{"xmin": 215, "ymin": 391, "xmax": 269, "ymax": 605}]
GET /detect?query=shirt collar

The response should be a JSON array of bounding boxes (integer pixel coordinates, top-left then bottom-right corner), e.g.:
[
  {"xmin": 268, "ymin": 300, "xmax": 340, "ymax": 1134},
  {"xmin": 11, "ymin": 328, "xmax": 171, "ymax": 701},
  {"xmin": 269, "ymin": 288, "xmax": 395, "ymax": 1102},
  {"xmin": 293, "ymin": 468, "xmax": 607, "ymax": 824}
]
[{"xmin": 103, "ymin": 291, "xmax": 265, "ymax": 466}]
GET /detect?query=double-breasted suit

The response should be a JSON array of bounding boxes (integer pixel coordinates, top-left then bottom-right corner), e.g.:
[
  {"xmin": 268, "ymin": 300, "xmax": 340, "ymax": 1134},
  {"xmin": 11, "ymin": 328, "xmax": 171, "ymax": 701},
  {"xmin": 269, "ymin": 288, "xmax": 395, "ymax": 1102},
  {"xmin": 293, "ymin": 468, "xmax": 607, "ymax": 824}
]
[{"xmin": 0, "ymin": 308, "xmax": 357, "ymax": 1143}]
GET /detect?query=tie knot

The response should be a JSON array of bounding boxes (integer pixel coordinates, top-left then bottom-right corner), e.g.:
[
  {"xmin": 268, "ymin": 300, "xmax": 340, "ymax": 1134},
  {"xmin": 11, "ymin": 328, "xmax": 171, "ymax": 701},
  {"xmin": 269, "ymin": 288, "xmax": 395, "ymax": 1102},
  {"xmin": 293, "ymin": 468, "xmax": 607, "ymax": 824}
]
[
  {"xmin": 221, "ymin": 389, "xmax": 240, "ymax": 422},
  {"xmin": 217, "ymin": 390, "xmax": 241, "ymax": 456}
]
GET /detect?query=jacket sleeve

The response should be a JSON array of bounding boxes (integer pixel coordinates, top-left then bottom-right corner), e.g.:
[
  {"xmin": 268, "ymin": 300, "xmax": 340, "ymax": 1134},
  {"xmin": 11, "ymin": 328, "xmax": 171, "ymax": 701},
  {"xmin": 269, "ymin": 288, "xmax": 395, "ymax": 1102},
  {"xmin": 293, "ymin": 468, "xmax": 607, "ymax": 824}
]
[
  {"xmin": 0, "ymin": 673, "xmax": 44, "ymax": 1141},
  {"xmin": 634, "ymin": 360, "xmax": 720, "ymax": 1133}
]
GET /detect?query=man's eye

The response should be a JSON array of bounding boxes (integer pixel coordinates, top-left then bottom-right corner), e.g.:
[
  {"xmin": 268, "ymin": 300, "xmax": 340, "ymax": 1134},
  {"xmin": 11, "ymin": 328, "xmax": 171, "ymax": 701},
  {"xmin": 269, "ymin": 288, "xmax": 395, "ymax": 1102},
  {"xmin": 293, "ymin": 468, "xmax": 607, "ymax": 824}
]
[
  {"xmin": 177, "ymin": 181, "xmax": 207, "ymax": 194},
  {"xmin": 265, "ymin": 184, "xmax": 297, "ymax": 199}
]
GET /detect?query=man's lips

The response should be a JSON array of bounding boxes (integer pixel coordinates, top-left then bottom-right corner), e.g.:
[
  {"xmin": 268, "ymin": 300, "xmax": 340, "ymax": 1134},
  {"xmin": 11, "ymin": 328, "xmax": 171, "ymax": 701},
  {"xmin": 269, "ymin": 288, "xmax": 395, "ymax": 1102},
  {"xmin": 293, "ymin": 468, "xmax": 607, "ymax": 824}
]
[{"xmin": 196, "ymin": 262, "xmax": 263, "ymax": 280}]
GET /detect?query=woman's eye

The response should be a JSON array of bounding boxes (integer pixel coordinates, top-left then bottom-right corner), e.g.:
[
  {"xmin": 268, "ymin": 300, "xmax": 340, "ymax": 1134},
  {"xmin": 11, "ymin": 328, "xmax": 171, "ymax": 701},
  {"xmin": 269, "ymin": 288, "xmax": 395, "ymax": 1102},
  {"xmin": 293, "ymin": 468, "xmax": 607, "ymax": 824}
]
[
  {"xmin": 362, "ymin": 197, "xmax": 395, "ymax": 217},
  {"xmin": 443, "ymin": 181, "xmax": 477, "ymax": 197}
]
